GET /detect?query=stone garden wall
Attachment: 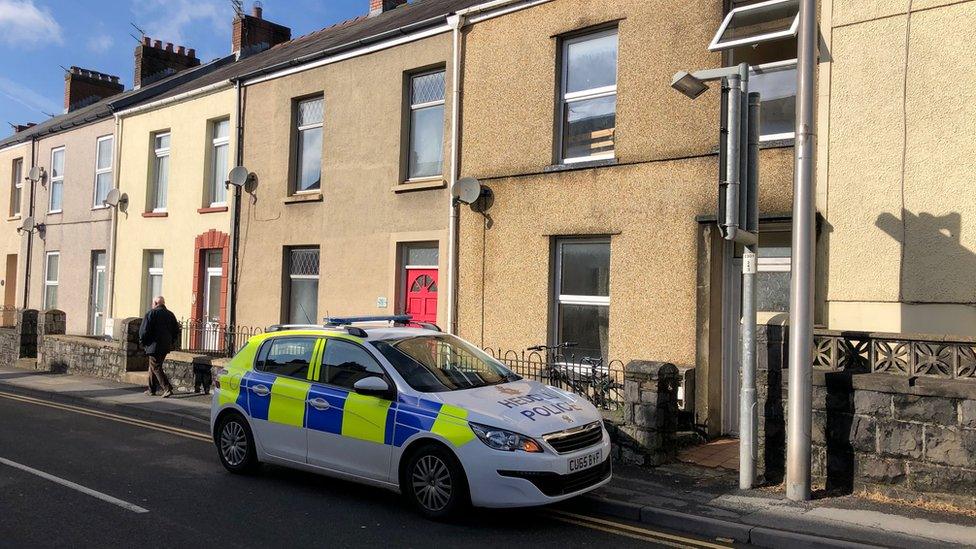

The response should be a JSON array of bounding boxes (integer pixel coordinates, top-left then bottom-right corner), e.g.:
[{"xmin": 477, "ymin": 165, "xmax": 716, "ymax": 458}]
[{"xmin": 758, "ymin": 325, "xmax": 976, "ymax": 508}]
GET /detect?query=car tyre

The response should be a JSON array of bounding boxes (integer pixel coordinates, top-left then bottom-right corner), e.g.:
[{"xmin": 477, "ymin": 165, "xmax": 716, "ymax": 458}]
[
  {"xmin": 215, "ymin": 412, "xmax": 259, "ymax": 474},
  {"xmin": 402, "ymin": 444, "xmax": 469, "ymax": 520}
]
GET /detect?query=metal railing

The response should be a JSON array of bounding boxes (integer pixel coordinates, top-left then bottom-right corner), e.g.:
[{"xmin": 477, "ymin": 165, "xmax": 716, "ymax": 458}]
[
  {"xmin": 484, "ymin": 347, "xmax": 624, "ymax": 410},
  {"xmin": 177, "ymin": 318, "xmax": 263, "ymax": 357}
]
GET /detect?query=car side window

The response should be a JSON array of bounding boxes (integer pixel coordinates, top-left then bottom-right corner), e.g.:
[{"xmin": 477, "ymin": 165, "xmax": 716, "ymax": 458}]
[
  {"xmin": 319, "ymin": 339, "xmax": 385, "ymax": 390},
  {"xmin": 257, "ymin": 337, "xmax": 316, "ymax": 380}
]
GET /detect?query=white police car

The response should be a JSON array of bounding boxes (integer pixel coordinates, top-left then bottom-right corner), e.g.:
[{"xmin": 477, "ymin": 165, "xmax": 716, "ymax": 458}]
[{"xmin": 211, "ymin": 316, "xmax": 611, "ymax": 518}]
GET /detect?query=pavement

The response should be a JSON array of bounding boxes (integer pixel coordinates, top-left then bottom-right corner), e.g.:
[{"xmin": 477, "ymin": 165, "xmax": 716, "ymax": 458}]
[{"xmin": 2, "ymin": 364, "xmax": 975, "ymax": 548}]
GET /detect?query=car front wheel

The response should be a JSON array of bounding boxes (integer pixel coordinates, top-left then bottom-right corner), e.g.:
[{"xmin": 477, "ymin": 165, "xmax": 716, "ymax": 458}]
[
  {"xmin": 215, "ymin": 413, "xmax": 259, "ymax": 474},
  {"xmin": 402, "ymin": 444, "xmax": 469, "ymax": 520}
]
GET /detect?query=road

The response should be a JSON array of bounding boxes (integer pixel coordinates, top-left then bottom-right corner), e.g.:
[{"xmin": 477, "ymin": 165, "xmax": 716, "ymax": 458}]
[{"xmin": 0, "ymin": 391, "xmax": 734, "ymax": 548}]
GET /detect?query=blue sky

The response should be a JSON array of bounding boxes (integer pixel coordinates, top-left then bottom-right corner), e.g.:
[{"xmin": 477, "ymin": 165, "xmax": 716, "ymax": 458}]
[{"xmin": 0, "ymin": 0, "xmax": 368, "ymax": 139}]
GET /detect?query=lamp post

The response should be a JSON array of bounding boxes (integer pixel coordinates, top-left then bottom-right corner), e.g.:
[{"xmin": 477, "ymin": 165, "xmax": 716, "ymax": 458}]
[{"xmin": 670, "ymin": 63, "xmax": 760, "ymax": 490}]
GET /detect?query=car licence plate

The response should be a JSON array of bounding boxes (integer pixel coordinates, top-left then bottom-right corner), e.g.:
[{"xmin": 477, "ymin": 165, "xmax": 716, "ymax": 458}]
[{"xmin": 567, "ymin": 449, "xmax": 602, "ymax": 474}]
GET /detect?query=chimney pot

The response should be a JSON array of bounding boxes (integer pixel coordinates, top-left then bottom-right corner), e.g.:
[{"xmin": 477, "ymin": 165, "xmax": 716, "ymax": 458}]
[
  {"xmin": 252, "ymin": 4, "xmax": 262, "ymax": 18},
  {"xmin": 187, "ymin": 48, "xmax": 196, "ymax": 58},
  {"xmin": 143, "ymin": 36, "xmax": 151, "ymax": 46},
  {"xmin": 177, "ymin": 45, "xmax": 185, "ymax": 55},
  {"xmin": 165, "ymin": 42, "xmax": 174, "ymax": 52},
  {"xmin": 153, "ymin": 39, "xmax": 162, "ymax": 48}
]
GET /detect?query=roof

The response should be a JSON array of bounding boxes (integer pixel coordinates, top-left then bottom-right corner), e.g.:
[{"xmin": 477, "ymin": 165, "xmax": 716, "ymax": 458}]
[
  {"xmin": 0, "ymin": 55, "xmax": 235, "ymax": 150},
  {"xmin": 147, "ymin": 0, "xmax": 485, "ymax": 102}
]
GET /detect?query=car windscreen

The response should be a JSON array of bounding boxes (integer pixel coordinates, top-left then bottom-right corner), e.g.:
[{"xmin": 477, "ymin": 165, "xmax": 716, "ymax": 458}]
[{"xmin": 372, "ymin": 334, "xmax": 519, "ymax": 392}]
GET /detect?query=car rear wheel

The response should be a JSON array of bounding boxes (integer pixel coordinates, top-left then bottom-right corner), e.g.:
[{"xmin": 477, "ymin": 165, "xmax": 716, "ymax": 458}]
[
  {"xmin": 215, "ymin": 413, "xmax": 259, "ymax": 474},
  {"xmin": 402, "ymin": 444, "xmax": 468, "ymax": 520}
]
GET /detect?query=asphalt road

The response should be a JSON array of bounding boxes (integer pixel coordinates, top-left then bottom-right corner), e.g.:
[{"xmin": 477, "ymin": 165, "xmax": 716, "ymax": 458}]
[{"xmin": 0, "ymin": 392, "xmax": 732, "ymax": 549}]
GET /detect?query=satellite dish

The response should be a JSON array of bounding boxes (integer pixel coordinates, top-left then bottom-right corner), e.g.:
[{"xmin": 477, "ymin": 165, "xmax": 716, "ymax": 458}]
[
  {"xmin": 18, "ymin": 216, "xmax": 34, "ymax": 233},
  {"xmin": 104, "ymin": 188, "xmax": 122, "ymax": 207},
  {"xmin": 227, "ymin": 166, "xmax": 250, "ymax": 187},
  {"xmin": 452, "ymin": 177, "xmax": 481, "ymax": 205},
  {"xmin": 27, "ymin": 166, "xmax": 41, "ymax": 182}
]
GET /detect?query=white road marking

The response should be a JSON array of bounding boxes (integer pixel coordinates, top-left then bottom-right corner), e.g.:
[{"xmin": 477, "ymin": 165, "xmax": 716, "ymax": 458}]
[{"xmin": 0, "ymin": 457, "xmax": 150, "ymax": 514}]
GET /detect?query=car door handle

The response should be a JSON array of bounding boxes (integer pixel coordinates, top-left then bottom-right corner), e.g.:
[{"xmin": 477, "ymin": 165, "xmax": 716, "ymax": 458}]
[
  {"xmin": 307, "ymin": 397, "xmax": 330, "ymax": 411},
  {"xmin": 251, "ymin": 384, "xmax": 270, "ymax": 397}
]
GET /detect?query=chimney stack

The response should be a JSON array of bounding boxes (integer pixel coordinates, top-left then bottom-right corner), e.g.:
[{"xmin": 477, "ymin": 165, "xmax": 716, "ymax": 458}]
[
  {"xmin": 134, "ymin": 37, "xmax": 201, "ymax": 88},
  {"xmin": 369, "ymin": 0, "xmax": 407, "ymax": 17},
  {"xmin": 14, "ymin": 123, "xmax": 36, "ymax": 133},
  {"xmin": 232, "ymin": 2, "xmax": 291, "ymax": 59},
  {"xmin": 63, "ymin": 66, "xmax": 124, "ymax": 112}
]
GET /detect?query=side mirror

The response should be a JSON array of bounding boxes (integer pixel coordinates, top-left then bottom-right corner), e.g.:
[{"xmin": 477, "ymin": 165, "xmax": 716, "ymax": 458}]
[{"xmin": 353, "ymin": 376, "xmax": 391, "ymax": 398}]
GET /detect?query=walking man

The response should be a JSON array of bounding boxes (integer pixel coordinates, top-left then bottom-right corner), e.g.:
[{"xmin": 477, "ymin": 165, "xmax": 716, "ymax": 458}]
[{"xmin": 140, "ymin": 296, "xmax": 180, "ymax": 398}]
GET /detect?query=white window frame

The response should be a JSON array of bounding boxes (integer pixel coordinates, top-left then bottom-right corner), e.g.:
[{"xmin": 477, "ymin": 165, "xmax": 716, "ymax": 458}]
[
  {"xmin": 558, "ymin": 28, "xmax": 618, "ymax": 165},
  {"xmin": 294, "ymin": 98, "xmax": 323, "ymax": 194},
  {"xmin": 44, "ymin": 251, "xmax": 59, "ymax": 309},
  {"xmin": 151, "ymin": 132, "xmax": 170, "ymax": 213},
  {"xmin": 407, "ymin": 69, "xmax": 446, "ymax": 181},
  {"xmin": 10, "ymin": 157, "xmax": 23, "ymax": 217},
  {"xmin": 709, "ymin": 0, "xmax": 800, "ymax": 52},
  {"xmin": 287, "ymin": 247, "xmax": 320, "ymax": 324},
  {"xmin": 49, "ymin": 147, "xmax": 65, "ymax": 214},
  {"xmin": 552, "ymin": 237, "xmax": 611, "ymax": 355},
  {"xmin": 92, "ymin": 135, "xmax": 113, "ymax": 208},
  {"xmin": 209, "ymin": 119, "xmax": 230, "ymax": 207},
  {"xmin": 145, "ymin": 251, "xmax": 164, "ymax": 311},
  {"xmin": 751, "ymin": 58, "xmax": 798, "ymax": 142}
]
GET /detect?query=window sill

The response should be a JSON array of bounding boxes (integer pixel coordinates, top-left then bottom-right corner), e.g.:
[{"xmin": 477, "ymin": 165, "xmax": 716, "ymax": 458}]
[
  {"xmin": 393, "ymin": 178, "xmax": 445, "ymax": 193},
  {"xmin": 142, "ymin": 211, "xmax": 169, "ymax": 218},
  {"xmin": 91, "ymin": 205, "xmax": 110, "ymax": 211},
  {"xmin": 198, "ymin": 206, "xmax": 229, "ymax": 214},
  {"xmin": 283, "ymin": 192, "xmax": 323, "ymax": 205},
  {"xmin": 710, "ymin": 138, "xmax": 795, "ymax": 154},
  {"xmin": 47, "ymin": 210, "xmax": 62, "ymax": 215},
  {"xmin": 6, "ymin": 215, "xmax": 21, "ymax": 222},
  {"xmin": 544, "ymin": 158, "xmax": 618, "ymax": 173}
]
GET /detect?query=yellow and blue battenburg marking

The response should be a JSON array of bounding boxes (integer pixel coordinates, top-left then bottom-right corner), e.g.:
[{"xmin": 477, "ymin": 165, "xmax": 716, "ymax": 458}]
[{"xmin": 231, "ymin": 371, "xmax": 475, "ymax": 448}]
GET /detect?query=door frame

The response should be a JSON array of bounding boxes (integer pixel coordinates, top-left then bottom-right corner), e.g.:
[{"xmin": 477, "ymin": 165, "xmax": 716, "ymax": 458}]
[{"xmin": 89, "ymin": 251, "xmax": 107, "ymax": 336}]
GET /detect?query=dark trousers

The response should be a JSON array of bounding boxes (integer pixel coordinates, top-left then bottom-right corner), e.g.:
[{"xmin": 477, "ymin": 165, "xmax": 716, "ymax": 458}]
[
  {"xmin": 193, "ymin": 363, "xmax": 212, "ymax": 394},
  {"xmin": 148, "ymin": 354, "xmax": 172, "ymax": 393}
]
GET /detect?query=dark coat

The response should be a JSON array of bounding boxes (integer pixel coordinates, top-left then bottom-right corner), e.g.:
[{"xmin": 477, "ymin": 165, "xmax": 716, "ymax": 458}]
[{"xmin": 139, "ymin": 305, "xmax": 181, "ymax": 357}]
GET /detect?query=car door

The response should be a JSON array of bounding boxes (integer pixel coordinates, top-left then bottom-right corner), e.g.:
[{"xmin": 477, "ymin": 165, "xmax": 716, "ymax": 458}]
[
  {"xmin": 246, "ymin": 336, "xmax": 318, "ymax": 464},
  {"xmin": 306, "ymin": 338, "xmax": 395, "ymax": 482}
]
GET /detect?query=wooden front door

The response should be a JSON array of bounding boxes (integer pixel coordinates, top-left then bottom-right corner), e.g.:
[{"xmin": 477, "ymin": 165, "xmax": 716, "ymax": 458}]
[{"xmin": 404, "ymin": 268, "xmax": 438, "ymax": 324}]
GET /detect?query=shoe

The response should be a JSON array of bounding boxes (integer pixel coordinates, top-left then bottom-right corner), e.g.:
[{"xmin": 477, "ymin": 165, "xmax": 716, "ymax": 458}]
[
  {"xmin": 144, "ymin": 390, "xmax": 156, "ymax": 396},
  {"xmin": 161, "ymin": 390, "xmax": 173, "ymax": 398}
]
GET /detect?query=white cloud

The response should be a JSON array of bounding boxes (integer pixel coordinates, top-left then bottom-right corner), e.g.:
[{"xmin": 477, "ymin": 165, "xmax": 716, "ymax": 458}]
[
  {"xmin": 0, "ymin": 76, "xmax": 60, "ymax": 117},
  {"xmin": 0, "ymin": 0, "xmax": 63, "ymax": 49},
  {"xmin": 132, "ymin": 0, "xmax": 225, "ymax": 47},
  {"xmin": 87, "ymin": 33, "xmax": 113, "ymax": 54}
]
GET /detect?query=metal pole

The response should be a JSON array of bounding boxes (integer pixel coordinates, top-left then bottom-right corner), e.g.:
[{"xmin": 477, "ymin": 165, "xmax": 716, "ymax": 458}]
[
  {"xmin": 740, "ymin": 92, "xmax": 760, "ymax": 490},
  {"xmin": 786, "ymin": 0, "xmax": 818, "ymax": 501},
  {"xmin": 723, "ymin": 73, "xmax": 742, "ymax": 241}
]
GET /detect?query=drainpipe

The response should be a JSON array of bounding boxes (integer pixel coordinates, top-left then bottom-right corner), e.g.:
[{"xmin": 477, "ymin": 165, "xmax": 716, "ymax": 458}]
[
  {"xmin": 105, "ymin": 113, "xmax": 123, "ymax": 334},
  {"xmin": 228, "ymin": 80, "xmax": 244, "ymax": 336},
  {"xmin": 786, "ymin": 0, "xmax": 818, "ymax": 502},
  {"xmin": 445, "ymin": 13, "xmax": 464, "ymax": 335},
  {"xmin": 22, "ymin": 136, "xmax": 36, "ymax": 309}
]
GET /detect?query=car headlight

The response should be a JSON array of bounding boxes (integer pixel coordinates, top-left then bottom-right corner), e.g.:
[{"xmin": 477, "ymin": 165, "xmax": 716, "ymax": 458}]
[{"xmin": 469, "ymin": 423, "xmax": 543, "ymax": 453}]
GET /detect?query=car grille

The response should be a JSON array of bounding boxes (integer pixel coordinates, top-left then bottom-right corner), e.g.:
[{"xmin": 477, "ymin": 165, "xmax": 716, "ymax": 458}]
[
  {"xmin": 543, "ymin": 421, "xmax": 604, "ymax": 454},
  {"xmin": 498, "ymin": 459, "xmax": 611, "ymax": 497}
]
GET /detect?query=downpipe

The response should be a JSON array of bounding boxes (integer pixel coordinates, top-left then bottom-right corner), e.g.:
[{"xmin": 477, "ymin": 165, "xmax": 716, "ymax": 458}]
[
  {"xmin": 445, "ymin": 14, "xmax": 464, "ymax": 334},
  {"xmin": 739, "ymin": 92, "xmax": 761, "ymax": 490}
]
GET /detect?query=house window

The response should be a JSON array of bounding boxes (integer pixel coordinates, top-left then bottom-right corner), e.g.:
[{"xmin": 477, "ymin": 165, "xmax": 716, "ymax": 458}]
[
  {"xmin": 756, "ymin": 229, "xmax": 791, "ymax": 312},
  {"xmin": 150, "ymin": 133, "xmax": 170, "ymax": 212},
  {"xmin": 294, "ymin": 97, "xmax": 323, "ymax": 193},
  {"xmin": 49, "ymin": 147, "xmax": 64, "ymax": 213},
  {"xmin": 209, "ymin": 119, "xmax": 230, "ymax": 206},
  {"xmin": 93, "ymin": 135, "xmax": 113, "ymax": 207},
  {"xmin": 287, "ymin": 247, "xmax": 319, "ymax": 324},
  {"xmin": 553, "ymin": 238, "xmax": 610, "ymax": 359},
  {"xmin": 559, "ymin": 28, "xmax": 618, "ymax": 163},
  {"xmin": 407, "ymin": 70, "xmax": 445, "ymax": 179},
  {"xmin": 44, "ymin": 251, "xmax": 59, "ymax": 309},
  {"xmin": 710, "ymin": 0, "xmax": 799, "ymax": 52},
  {"xmin": 10, "ymin": 157, "xmax": 22, "ymax": 217},
  {"xmin": 145, "ymin": 251, "xmax": 164, "ymax": 311},
  {"xmin": 750, "ymin": 61, "xmax": 797, "ymax": 141}
]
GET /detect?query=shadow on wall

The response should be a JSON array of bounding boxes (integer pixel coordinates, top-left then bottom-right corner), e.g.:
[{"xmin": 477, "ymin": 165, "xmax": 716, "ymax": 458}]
[{"xmin": 875, "ymin": 209, "xmax": 976, "ymax": 335}]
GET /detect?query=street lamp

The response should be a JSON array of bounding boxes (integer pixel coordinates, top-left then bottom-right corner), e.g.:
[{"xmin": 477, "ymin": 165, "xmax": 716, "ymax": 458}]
[{"xmin": 670, "ymin": 71, "xmax": 709, "ymax": 99}]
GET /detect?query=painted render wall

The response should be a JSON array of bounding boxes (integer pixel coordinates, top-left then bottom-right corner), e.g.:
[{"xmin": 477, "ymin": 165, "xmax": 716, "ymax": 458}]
[
  {"xmin": 235, "ymin": 32, "xmax": 453, "ymax": 328},
  {"xmin": 456, "ymin": 0, "xmax": 796, "ymax": 367},
  {"xmin": 0, "ymin": 141, "xmax": 29, "ymax": 317},
  {"xmin": 112, "ymin": 87, "xmax": 235, "ymax": 322},
  {"xmin": 821, "ymin": 0, "xmax": 976, "ymax": 336},
  {"xmin": 25, "ymin": 118, "xmax": 115, "ymax": 335}
]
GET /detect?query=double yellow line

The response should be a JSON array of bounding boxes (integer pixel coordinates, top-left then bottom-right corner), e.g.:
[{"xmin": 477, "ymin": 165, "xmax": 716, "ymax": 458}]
[
  {"xmin": 0, "ymin": 390, "xmax": 211, "ymax": 443},
  {"xmin": 545, "ymin": 509, "xmax": 732, "ymax": 548},
  {"xmin": 1, "ymin": 389, "xmax": 731, "ymax": 547}
]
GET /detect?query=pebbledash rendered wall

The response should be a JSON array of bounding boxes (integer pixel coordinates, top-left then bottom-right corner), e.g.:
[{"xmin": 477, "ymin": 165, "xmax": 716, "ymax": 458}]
[{"xmin": 757, "ymin": 325, "xmax": 976, "ymax": 508}]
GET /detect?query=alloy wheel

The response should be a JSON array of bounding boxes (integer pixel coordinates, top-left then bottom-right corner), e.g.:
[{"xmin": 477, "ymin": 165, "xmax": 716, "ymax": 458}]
[
  {"xmin": 220, "ymin": 420, "xmax": 248, "ymax": 467},
  {"xmin": 411, "ymin": 454, "xmax": 453, "ymax": 512}
]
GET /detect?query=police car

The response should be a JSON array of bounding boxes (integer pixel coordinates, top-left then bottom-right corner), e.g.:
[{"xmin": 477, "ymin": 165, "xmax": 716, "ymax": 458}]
[{"xmin": 211, "ymin": 316, "xmax": 611, "ymax": 518}]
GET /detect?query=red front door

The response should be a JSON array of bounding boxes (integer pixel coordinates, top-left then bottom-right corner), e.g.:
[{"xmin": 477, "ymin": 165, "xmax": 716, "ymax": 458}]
[{"xmin": 405, "ymin": 268, "xmax": 438, "ymax": 324}]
